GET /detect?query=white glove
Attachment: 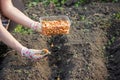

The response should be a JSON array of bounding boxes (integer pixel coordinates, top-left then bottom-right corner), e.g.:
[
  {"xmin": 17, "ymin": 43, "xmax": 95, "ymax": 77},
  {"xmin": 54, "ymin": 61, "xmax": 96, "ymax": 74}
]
[
  {"xmin": 30, "ymin": 21, "xmax": 41, "ymax": 32},
  {"xmin": 21, "ymin": 47, "xmax": 50, "ymax": 60}
]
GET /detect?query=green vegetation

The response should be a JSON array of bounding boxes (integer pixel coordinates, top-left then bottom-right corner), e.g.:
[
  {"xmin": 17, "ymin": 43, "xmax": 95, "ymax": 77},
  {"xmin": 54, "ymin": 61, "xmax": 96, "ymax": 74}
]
[
  {"xmin": 108, "ymin": 36, "xmax": 116, "ymax": 46},
  {"xmin": 40, "ymin": 0, "xmax": 67, "ymax": 7},
  {"xmin": 15, "ymin": 0, "xmax": 120, "ymax": 34},
  {"xmin": 74, "ymin": 0, "xmax": 87, "ymax": 7},
  {"xmin": 80, "ymin": 15, "xmax": 86, "ymax": 21},
  {"xmin": 27, "ymin": 0, "xmax": 119, "ymax": 7},
  {"xmin": 14, "ymin": 25, "xmax": 33, "ymax": 34},
  {"xmin": 106, "ymin": 12, "xmax": 120, "ymax": 46},
  {"xmin": 113, "ymin": 12, "xmax": 120, "ymax": 20},
  {"xmin": 29, "ymin": 0, "xmax": 89, "ymax": 7},
  {"xmin": 101, "ymin": 0, "xmax": 119, "ymax": 2},
  {"xmin": 28, "ymin": 2, "xmax": 38, "ymax": 7}
]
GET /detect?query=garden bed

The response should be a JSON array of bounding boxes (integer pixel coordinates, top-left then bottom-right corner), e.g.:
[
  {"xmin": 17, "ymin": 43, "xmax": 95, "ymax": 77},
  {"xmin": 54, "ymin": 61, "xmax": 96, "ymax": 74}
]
[{"xmin": 0, "ymin": 1, "xmax": 120, "ymax": 80}]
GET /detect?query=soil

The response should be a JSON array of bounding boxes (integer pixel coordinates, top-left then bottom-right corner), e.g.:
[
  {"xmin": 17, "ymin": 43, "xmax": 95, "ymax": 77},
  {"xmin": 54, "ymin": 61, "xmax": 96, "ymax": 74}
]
[
  {"xmin": 106, "ymin": 19, "xmax": 120, "ymax": 80},
  {"xmin": 0, "ymin": 1, "xmax": 120, "ymax": 80}
]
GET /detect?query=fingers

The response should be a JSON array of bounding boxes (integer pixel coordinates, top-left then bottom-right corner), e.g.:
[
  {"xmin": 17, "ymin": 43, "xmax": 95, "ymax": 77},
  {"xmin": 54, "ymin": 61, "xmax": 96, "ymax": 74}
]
[
  {"xmin": 30, "ymin": 21, "xmax": 41, "ymax": 32},
  {"xmin": 21, "ymin": 47, "xmax": 50, "ymax": 61},
  {"xmin": 29, "ymin": 49, "xmax": 50, "ymax": 60},
  {"xmin": 32, "ymin": 53, "xmax": 48, "ymax": 61}
]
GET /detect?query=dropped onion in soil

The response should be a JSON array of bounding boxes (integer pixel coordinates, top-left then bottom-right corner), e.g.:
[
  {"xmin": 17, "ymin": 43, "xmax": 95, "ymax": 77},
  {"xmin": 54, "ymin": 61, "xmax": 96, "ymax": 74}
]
[{"xmin": 40, "ymin": 15, "xmax": 71, "ymax": 36}]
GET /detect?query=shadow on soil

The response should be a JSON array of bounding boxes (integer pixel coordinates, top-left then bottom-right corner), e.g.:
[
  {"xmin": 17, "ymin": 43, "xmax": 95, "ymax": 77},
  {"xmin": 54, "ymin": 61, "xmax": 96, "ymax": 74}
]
[
  {"xmin": 0, "ymin": 42, "xmax": 10, "ymax": 70},
  {"xmin": 47, "ymin": 35, "xmax": 74, "ymax": 80},
  {"xmin": 106, "ymin": 19, "xmax": 120, "ymax": 80}
]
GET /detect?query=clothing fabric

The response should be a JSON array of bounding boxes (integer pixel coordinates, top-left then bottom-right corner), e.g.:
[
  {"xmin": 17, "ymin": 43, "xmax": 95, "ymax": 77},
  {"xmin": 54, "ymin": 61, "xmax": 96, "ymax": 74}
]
[{"xmin": 0, "ymin": 12, "xmax": 10, "ymax": 29}]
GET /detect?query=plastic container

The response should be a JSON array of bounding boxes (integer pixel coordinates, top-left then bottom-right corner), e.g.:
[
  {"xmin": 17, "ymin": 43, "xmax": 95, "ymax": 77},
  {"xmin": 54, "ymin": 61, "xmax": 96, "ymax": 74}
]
[{"xmin": 40, "ymin": 15, "xmax": 71, "ymax": 36}]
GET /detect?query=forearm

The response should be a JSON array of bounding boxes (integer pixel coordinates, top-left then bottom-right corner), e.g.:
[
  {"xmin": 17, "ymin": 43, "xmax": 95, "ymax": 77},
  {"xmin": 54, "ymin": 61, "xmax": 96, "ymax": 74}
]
[
  {"xmin": 0, "ymin": 22, "xmax": 24, "ymax": 53},
  {"xmin": 1, "ymin": 0, "xmax": 34, "ymax": 28}
]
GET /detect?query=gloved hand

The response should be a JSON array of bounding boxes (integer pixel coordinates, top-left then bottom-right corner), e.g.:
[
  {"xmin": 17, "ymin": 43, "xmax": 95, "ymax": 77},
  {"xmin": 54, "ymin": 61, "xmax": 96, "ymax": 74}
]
[
  {"xmin": 30, "ymin": 21, "xmax": 41, "ymax": 32},
  {"xmin": 21, "ymin": 47, "xmax": 50, "ymax": 60}
]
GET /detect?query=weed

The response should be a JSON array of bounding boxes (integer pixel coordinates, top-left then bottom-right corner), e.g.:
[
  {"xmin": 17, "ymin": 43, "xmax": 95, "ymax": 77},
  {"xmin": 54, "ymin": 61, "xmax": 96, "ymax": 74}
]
[
  {"xmin": 80, "ymin": 15, "xmax": 86, "ymax": 21},
  {"xmin": 108, "ymin": 36, "xmax": 116, "ymax": 46},
  {"xmin": 101, "ymin": 0, "xmax": 119, "ymax": 2},
  {"xmin": 27, "ymin": 0, "xmax": 44, "ymax": 7},
  {"xmin": 29, "ymin": 0, "xmax": 89, "ymax": 7},
  {"xmin": 14, "ymin": 25, "xmax": 33, "ymax": 34},
  {"xmin": 42, "ymin": 0, "xmax": 67, "ymax": 7},
  {"xmin": 27, "ymin": 0, "xmax": 119, "ymax": 7},
  {"xmin": 75, "ymin": 0, "xmax": 87, "ymax": 7},
  {"xmin": 28, "ymin": 2, "xmax": 38, "ymax": 7},
  {"xmin": 113, "ymin": 12, "xmax": 120, "ymax": 20},
  {"xmin": 112, "ymin": 0, "xmax": 119, "ymax": 2},
  {"xmin": 111, "ymin": 36, "xmax": 115, "ymax": 43}
]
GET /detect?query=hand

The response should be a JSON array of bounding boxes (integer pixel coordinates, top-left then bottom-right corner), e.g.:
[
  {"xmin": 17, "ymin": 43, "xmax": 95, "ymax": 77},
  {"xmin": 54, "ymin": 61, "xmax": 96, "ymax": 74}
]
[
  {"xmin": 21, "ymin": 47, "xmax": 50, "ymax": 60},
  {"xmin": 30, "ymin": 21, "xmax": 41, "ymax": 32}
]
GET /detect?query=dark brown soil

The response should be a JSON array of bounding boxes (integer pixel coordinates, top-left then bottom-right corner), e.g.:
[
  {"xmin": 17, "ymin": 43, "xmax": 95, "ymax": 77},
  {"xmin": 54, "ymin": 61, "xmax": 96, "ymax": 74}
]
[
  {"xmin": 106, "ymin": 19, "xmax": 120, "ymax": 80},
  {"xmin": 0, "ymin": 1, "xmax": 120, "ymax": 80}
]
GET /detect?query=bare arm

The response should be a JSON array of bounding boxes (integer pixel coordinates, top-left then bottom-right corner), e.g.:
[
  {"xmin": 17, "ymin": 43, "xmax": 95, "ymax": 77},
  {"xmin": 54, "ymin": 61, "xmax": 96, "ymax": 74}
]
[
  {"xmin": 1, "ymin": 0, "xmax": 34, "ymax": 28},
  {"xmin": 0, "ymin": 19, "xmax": 23, "ymax": 53},
  {"xmin": 0, "ymin": 0, "xmax": 47, "ymax": 60},
  {"xmin": 0, "ymin": 21, "xmax": 49, "ymax": 60}
]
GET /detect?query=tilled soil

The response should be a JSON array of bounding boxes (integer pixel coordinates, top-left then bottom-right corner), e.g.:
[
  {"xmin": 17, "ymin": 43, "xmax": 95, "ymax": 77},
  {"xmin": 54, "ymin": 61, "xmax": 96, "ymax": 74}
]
[
  {"xmin": 106, "ymin": 19, "xmax": 120, "ymax": 80},
  {"xmin": 0, "ymin": 2, "xmax": 120, "ymax": 80}
]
